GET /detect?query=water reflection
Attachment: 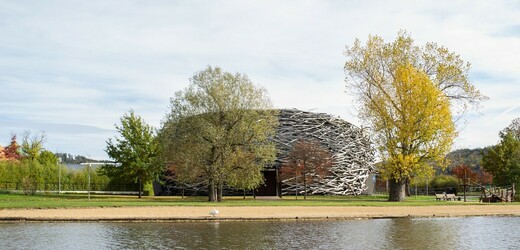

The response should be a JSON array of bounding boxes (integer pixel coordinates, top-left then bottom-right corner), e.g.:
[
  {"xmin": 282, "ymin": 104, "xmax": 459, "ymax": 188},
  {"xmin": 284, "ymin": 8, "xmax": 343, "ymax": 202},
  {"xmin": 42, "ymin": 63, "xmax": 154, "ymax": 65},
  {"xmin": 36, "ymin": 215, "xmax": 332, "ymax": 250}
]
[
  {"xmin": 0, "ymin": 217, "xmax": 519, "ymax": 249},
  {"xmin": 383, "ymin": 218, "xmax": 461, "ymax": 250}
]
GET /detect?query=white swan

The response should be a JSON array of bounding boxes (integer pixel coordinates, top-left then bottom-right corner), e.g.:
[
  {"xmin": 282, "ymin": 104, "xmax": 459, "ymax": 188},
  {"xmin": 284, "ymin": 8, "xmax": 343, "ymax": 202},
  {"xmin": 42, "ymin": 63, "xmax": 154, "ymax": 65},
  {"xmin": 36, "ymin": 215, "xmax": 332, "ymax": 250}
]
[{"xmin": 209, "ymin": 209, "xmax": 219, "ymax": 217}]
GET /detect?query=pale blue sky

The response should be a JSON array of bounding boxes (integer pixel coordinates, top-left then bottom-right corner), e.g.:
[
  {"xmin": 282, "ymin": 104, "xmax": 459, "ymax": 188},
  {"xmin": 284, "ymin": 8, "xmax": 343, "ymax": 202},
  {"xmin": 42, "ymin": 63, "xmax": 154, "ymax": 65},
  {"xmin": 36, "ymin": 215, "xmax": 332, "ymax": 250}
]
[{"xmin": 0, "ymin": 0, "xmax": 518, "ymax": 159}]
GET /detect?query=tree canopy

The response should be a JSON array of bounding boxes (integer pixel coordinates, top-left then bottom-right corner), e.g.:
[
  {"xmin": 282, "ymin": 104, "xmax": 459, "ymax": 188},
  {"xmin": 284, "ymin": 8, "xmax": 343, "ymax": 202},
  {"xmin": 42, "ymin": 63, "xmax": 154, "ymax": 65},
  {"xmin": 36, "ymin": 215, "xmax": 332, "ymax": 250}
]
[
  {"xmin": 280, "ymin": 139, "xmax": 333, "ymax": 199},
  {"xmin": 345, "ymin": 31, "xmax": 486, "ymax": 118},
  {"xmin": 21, "ymin": 132, "xmax": 46, "ymax": 161},
  {"xmin": 159, "ymin": 66, "xmax": 277, "ymax": 202},
  {"xmin": 482, "ymin": 119, "xmax": 520, "ymax": 188},
  {"xmin": 2, "ymin": 135, "xmax": 21, "ymax": 161},
  {"xmin": 104, "ymin": 111, "xmax": 160, "ymax": 198},
  {"xmin": 344, "ymin": 32, "xmax": 486, "ymax": 201},
  {"xmin": 501, "ymin": 117, "xmax": 520, "ymax": 139}
]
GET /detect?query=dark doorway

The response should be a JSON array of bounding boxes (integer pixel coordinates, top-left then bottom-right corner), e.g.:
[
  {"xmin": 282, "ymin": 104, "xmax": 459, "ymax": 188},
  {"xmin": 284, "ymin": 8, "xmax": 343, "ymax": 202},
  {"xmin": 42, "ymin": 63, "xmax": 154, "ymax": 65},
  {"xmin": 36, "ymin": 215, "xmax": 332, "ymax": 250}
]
[{"xmin": 256, "ymin": 170, "xmax": 278, "ymax": 196}]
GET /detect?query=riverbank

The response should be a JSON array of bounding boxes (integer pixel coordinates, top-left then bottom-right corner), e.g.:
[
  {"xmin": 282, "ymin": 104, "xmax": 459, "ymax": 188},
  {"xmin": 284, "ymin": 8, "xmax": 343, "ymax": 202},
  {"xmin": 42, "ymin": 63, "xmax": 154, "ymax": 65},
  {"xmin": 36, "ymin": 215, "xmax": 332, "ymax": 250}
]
[
  {"xmin": 1, "ymin": 205, "xmax": 520, "ymax": 222},
  {"xmin": 0, "ymin": 193, "xmax": 491, "ymax": 209}
]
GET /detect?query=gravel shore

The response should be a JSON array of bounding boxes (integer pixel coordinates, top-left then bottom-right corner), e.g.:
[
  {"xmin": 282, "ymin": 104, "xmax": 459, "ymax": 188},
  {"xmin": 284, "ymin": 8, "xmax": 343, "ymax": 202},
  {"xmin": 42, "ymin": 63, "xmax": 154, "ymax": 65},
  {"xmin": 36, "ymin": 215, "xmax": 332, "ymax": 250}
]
[{"xmin": 1, "ymin": 205, "xmax": 520, "ymax": 221}]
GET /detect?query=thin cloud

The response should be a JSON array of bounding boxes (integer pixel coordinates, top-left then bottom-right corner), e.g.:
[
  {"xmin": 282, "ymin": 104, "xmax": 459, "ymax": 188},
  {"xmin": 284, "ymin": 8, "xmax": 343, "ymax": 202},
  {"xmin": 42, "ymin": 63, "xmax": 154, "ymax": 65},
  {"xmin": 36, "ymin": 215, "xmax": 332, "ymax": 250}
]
[
  {"xmin": 0, "ymin": 0, "xmax": 518, "ymax": 158},
  {"xmin": 495, "ymin": 103, "xmax": 520, "ymax": 122}
]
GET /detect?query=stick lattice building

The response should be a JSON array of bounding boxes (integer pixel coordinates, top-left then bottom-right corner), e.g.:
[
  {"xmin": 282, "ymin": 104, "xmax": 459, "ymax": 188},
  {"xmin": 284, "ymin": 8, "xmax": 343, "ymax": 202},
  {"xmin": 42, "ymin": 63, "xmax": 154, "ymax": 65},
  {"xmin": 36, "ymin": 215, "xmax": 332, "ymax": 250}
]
[{"xmin": 256, "ymin": 109, "xmax": 374, "ymax": 196}]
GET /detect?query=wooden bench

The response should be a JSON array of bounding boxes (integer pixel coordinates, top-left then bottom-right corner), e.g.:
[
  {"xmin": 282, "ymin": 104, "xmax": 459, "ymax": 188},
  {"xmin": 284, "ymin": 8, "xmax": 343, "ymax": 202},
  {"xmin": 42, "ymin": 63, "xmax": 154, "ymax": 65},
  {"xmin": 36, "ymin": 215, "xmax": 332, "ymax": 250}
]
[
  {"xmin": 435, "ymin": 193, "xmax": 461, "ymax": 201},
  {"xmin": 445, "ymin": 193, "xmax": 460, "ymax": 201}
]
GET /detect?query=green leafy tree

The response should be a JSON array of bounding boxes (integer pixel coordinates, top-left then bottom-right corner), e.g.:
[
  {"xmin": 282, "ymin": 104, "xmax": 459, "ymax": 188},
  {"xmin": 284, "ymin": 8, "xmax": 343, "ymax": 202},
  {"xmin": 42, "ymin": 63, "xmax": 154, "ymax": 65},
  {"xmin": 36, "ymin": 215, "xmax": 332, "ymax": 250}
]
[
  {"xmin": 482, "ymin": 132, "xmax": 520, "ymax": 188},
  {"xmin": 160, "ymin": 66, "xmax": 277, "ymax": 202},
  {"xmin": 19, "ymin": 159, "xmax": 43, "ymax": 195},
  {"xmin": 226, "ymin": 147, "xmax": 268, "ymax": 199},
  {"xmin": 501, "ymin": 117, "xmax": 520, "ymax": 139},
  {"xmin": 104, "ymin": 111, "xmax": 161, "ymax": 198},
  {"xmin": 38, "ymin": 150, "xmax": 60, "ymax": 190},
  {"xmin": 39, "ymin": 150, "xmax": 59, "ymax": 166},
  {"xmin": 0, "ymin": 160, "xmax": 20, "ymax": 185},
  {"xmin": 21, "ymin": 131, "xmax": 46, "ymax": 161},
  {"xmin": 12, "ymin": 132, "xmax": 53, "ymax": 193},
  {"xmin": 344, "ymin": 32, "xmax": 485, "ymax": 201}
]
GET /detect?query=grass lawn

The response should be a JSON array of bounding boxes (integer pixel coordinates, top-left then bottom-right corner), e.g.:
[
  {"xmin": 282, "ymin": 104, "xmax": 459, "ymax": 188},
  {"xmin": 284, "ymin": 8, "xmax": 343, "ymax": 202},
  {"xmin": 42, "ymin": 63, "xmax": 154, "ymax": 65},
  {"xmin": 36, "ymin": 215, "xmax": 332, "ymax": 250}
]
[{"xmin": 0, "ymin": 192, "xmax": 513, "ymax": 209}]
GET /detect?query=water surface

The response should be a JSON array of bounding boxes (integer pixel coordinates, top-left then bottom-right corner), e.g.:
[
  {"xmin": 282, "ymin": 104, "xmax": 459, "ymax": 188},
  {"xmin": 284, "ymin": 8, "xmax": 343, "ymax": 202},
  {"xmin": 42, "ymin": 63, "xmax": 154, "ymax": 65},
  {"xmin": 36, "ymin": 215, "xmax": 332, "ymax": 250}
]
[{"xmin": 1, "ymin": 217, "xmax": 518, "ymax": 249}]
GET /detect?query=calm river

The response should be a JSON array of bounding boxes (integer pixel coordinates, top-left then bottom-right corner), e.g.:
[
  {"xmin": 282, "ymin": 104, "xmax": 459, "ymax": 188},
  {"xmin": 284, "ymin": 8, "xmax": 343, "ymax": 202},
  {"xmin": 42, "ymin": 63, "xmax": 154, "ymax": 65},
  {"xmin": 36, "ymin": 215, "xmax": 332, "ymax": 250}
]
[{"xmin": 1, "ymin": 217, "xmax": 519, "ymax": 249}]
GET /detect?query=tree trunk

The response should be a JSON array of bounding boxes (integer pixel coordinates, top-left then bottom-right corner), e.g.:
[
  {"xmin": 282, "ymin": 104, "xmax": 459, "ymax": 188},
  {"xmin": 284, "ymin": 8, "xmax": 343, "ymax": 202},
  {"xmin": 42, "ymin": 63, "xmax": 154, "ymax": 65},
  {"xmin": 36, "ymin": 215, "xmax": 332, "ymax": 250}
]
[
  {"xmin": 208, "ymin": 181, "xmax": 216, "ymax": 202},
  {"xmin": 303, "ymin": 170, "xmax": 307, "ymax": 200},
  {"xmin": 295, "ymin": 171, "xmax": 298, "ymax": 200},
  {"xmin": 405, "ymin": 178, "xmax": 411, "ymax": 196},
  {"xmin": 181, "ymin": 185, "xmax": 185, "ymax": 199},
  {"xmin": 138, "ymin": 176, "xmax": 142, "ymax": 199},
  {"xmin": 217, "ymin": 182, "xmax": 223, "ymax": 202},
  {"xmin": 388, "ymin": 178, "xmax": 406, "ymax": 201}
]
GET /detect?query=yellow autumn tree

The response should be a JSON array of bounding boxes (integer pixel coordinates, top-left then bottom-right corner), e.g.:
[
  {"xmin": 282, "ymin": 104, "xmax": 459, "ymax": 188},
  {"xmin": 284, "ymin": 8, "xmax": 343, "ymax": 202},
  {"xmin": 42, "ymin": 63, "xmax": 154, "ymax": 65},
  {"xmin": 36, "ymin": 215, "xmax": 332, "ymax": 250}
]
[
  {"xmin": 372, "ymin": 64, "xmax": 455, "ymax": 201},
  {"xmin": 345, "ymin": 32, "xmax": 485, "ymax": 201}
]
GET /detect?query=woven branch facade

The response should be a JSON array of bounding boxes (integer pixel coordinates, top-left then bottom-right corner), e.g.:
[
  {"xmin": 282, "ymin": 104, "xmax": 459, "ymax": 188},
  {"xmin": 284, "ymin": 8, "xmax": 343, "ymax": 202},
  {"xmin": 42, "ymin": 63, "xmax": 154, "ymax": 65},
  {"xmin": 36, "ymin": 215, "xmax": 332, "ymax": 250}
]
[
  {"xmin": 161, "ymin": 109, "xmax": 374, "ymax": 196},
  {"xmin": 274, "ymin": 109, "xmax": 374, "ymax": 195}
]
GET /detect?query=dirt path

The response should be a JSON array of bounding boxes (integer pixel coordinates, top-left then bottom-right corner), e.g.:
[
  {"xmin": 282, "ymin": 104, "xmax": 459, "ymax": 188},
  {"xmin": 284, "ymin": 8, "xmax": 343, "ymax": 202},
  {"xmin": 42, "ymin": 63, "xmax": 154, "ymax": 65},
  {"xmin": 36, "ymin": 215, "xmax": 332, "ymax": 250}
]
[{"xmin": 1, "ymin": 205, "xmax": 520, "ymax": 221}]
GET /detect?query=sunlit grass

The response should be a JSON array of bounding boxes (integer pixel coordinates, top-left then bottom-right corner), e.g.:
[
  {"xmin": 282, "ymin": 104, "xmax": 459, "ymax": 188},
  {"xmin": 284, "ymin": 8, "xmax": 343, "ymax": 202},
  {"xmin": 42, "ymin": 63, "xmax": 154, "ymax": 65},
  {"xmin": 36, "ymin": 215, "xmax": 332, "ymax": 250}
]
[{"xmin": 0, "ymin": 192, "xmax": 514, "ymax": 209}]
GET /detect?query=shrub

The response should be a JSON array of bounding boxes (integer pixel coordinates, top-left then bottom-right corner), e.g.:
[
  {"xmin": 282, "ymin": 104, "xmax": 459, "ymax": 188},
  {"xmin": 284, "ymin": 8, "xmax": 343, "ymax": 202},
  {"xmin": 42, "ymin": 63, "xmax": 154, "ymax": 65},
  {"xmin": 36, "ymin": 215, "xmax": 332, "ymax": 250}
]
[
  {"xmin": 430, "ymin": 175, "xmax": 459, "ymax": 189},
  {"xmin": 21, "ymin": 176, "xmax": 38, "ymax": 195},
  {"xmin": 410, "ymin": 178, "xmax": 430, "ymax": 188}
]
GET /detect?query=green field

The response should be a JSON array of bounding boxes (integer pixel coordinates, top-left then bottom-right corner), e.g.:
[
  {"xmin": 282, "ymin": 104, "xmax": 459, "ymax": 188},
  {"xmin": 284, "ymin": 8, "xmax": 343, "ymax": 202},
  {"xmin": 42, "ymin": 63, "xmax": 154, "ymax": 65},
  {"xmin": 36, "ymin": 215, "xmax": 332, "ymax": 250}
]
[{"xmin": 0, "ymin": 193, "xmax": 512, "ymax": 209}]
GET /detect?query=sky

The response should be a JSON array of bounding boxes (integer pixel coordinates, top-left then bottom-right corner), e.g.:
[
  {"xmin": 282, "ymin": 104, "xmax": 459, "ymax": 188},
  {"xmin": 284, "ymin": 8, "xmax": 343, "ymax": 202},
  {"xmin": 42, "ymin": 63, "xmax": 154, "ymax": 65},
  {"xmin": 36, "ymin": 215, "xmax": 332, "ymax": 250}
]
[{"xmin": 0, "ymin": 0, "xmax": 518, "ymax": 159}]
